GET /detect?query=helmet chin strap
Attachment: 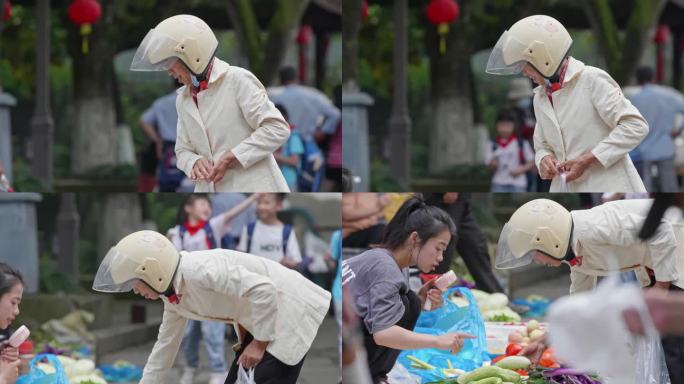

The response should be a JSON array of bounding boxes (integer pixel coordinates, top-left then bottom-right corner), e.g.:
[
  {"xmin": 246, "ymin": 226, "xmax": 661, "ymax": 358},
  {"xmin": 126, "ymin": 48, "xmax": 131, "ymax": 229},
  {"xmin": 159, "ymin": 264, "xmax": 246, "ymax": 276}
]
[
  {"xmin": 161, "ymin": 254, "xmax": 182, "ymax": 303},
  {"xmin": 188, "ymin": 56, "xmax": 215, "ymax": 87}
]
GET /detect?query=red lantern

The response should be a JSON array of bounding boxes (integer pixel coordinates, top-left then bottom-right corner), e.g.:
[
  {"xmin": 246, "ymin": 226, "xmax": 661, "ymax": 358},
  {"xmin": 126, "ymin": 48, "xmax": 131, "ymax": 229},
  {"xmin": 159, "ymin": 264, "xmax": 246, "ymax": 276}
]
[
  {"xmin": 67, "ymin": 0, "xmax": 102, "ymax": 55},
  {"xmin": 425, "ymin": 0, "xmax": 460, "ymax": 54},
  {"xmin": 4, "ymin": 0, "xmax": 11, "ymax": 23},
  {"xmin": 361, "ymin": 0, "xmax": 369, "ymax": 23}
]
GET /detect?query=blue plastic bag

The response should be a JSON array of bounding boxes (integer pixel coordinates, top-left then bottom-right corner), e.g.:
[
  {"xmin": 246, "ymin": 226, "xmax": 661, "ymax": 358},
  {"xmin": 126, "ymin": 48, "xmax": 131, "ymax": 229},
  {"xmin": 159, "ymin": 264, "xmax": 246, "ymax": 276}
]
[
  {"xmin": 99, "ymin": 362, "xmax": 143, "ymax": 382},
  {"xmin": 16, "ymin": 354, "xmax": 68, "ymax": 384},
  {"xmin": 398, "ymin": 287, "xmax": 488, "ymax": 382}
]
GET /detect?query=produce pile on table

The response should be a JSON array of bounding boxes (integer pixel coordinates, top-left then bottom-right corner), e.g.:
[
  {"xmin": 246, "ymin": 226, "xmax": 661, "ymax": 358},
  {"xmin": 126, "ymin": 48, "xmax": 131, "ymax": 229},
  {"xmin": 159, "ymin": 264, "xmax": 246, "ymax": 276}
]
[{"xmin": 398, "ymin": 288, "xmax": 603, "ymax": 384}]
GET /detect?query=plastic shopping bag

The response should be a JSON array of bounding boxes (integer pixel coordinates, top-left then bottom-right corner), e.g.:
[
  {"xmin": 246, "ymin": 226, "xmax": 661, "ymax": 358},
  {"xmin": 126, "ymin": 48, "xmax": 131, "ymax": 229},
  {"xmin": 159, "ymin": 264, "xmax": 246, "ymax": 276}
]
[
  {"xmin": 16, "ymin": 354, "xmax": 69, "ymax": 384},
  {"xmin": 547, "ymin": 276, "xmax": 670, "ymax": 384},
  {"xmin": 236, "ymin": 364, "xmax": 256, "ymax": 384},
  {"xmin": 558, "ymin": 173, "xmax": 570, "ymax": 192},
  {"xmin": 397, "ymin": 287, "xmax": 488, "ymax": 382}
]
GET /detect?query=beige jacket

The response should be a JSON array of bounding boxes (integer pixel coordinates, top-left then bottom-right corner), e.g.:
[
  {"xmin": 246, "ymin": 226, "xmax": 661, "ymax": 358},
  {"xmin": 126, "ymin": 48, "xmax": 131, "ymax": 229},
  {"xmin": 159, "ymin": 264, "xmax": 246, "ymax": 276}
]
[
  {"xmin": 568, "ymin": 199, "xmax": 684, "ymax": 293},
  {"xmin": 140, "ymin": 250, "xmax": 331, "ymax": 383},
  {"xmin": 175, "ymin": 58, "xmax": 290, "ymax": 192},
  {"xmin": 533, "ymin": 58, "xmax": 648, "ymax": 192}
]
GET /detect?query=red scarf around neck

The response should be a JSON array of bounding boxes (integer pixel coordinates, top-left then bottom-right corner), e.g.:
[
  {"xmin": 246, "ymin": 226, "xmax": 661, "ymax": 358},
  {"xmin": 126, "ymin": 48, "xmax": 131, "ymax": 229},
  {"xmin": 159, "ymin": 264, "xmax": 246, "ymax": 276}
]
[
  {"xmin": 495, "ymin": 135, "xmax": 517, "ymax": 148},
  {"xmin": 184, "ymin": 220, "xmax": 207, "ymax": 236}
]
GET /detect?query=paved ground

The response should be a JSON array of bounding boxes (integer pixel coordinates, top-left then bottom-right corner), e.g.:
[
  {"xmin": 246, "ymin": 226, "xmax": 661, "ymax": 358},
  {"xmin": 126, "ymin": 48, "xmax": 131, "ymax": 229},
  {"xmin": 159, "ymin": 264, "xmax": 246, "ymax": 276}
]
[{"xmin": 99, "ymin": 316, "xmax": 340, "ymax": 384}]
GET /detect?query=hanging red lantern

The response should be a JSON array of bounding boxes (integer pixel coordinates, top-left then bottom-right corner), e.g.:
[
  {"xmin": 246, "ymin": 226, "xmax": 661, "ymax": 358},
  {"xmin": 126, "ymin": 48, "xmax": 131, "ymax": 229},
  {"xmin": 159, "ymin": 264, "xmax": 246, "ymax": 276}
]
[
  {"xmin": 425, "ymin": 0, "xmax": 460, "ymax": 54},
  {"xmin": 361, "ymin": 0, "xmax": 369, "ymax": 23},
  {"xmin": 67, "ymin": 0, "xmax": 102, "ymax": 55},
  {"xmin": 4, "ymin": 0, "xmax": 11, "ymax": 23}
]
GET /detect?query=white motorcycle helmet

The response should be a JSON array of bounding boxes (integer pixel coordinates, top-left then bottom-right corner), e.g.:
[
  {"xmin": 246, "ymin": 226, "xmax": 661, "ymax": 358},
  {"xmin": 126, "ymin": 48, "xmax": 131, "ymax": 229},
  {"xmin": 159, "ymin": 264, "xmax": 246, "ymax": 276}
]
[
  {"xmin": 93, "ymin": 230, "xmax": 180, "ymax": 294},
  {"xmin": 486, "ymin": 15, "xmax": 572, "ymax": 78},
  {"xmin": 130, "ymin": 14, "xmax": 218, "ymax": 76},
  {"xmin": 496, "ymin": 199, "xmax": 573, "ymax": 269}
]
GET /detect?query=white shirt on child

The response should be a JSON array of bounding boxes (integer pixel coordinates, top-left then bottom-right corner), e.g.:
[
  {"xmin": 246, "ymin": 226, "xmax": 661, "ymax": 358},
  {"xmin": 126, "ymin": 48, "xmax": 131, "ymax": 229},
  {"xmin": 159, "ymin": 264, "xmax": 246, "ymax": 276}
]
[
  {"xmin": 237, "ymin": 221, "xmax": 302, "ymax": 264},
  {"xmin": 484, "ymin": 137, "xmax": 534, "ymax": 189},
  {"xmin": 168, "ymin": 215, "xmax": 230, "ymax": 252}
]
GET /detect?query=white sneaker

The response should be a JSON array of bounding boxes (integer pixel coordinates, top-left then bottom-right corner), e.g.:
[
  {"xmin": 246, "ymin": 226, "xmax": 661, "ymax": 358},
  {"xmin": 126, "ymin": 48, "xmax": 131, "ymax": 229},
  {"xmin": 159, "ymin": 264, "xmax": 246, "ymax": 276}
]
[
  {"xmin": 208, "ymin": 372, "xmax": 227, "ymax": 384},
  {"xmin": 180, "ymin": 367, "xmax": 196, "ymax": 384}
]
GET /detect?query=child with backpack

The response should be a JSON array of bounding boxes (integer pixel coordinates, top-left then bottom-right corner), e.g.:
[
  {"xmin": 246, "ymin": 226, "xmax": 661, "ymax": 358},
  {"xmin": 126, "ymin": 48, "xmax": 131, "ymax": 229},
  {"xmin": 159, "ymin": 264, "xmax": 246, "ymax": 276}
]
[
  {"xmin": 167, "ymin": 193, "xmax": 257, "ymax": 384},
  {"xmin": 273, "ymin": 104, "xmax": 305, "ymax": 192},
  {"xmin": 485, "ymin": 109, "xmax": 535, "ymax": 192},
  {"xmin": 237, "ymin": 193, "xmax": 302, "ymax": 270}
]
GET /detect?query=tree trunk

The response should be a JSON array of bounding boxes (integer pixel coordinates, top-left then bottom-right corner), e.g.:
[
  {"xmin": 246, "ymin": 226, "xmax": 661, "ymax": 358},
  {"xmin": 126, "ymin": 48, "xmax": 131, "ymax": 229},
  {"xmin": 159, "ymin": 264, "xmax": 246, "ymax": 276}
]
[
  {"xmin": 342, "ymin": 0, "xmax": 361, "ymax": 89},
  {"xmin": 580, "ymin": 0, "xmax": 667, "ymax": 85},
  {"xmin": 96, "ymin": 194, "xmax": 143, "ymax": 263},
  {"xmin": 70, "ymin": 0, "xmax": 118, "ymax": 174},
  {"xmin": 427, "ymin": 12, "xmax": 475, "ymax": 172},
  {"xmin": 226, "ymin": 0, "xmax": 310, "ymax": 86}
]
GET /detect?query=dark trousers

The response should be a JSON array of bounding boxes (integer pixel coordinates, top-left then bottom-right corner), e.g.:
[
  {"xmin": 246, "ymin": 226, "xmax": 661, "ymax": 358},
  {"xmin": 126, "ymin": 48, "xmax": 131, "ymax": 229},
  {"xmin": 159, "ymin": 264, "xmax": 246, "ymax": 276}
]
[
  {"xmin": 425, "ymin": 195, "xmax": 504, "ymax": 293},
  {"xmin": 362, "ymin": 290, "xmax": 421, "ymax": 382},
  {"xmin": 343, "ymin": 224, "xmax": 386, "ymax": 249},
  {"xmin": 662, "ymin": 285, "xmax": 684, "ymax": 384},
  {"xmin": 225, "ymin": 332, "xmax": 305, "ymax": 384}
]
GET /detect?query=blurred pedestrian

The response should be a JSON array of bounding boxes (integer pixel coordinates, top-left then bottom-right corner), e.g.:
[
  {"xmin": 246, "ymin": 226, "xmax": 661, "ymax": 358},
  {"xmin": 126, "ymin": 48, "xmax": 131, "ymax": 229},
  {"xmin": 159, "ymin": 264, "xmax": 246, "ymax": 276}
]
[
  {"xmin": 273, "ymin": 104, "xmax": 305, "ymax": 192},
  {"xmin": 485, "ymin": 108, "xmax": 535, "ymax": 192},
  {"xmin": 629, "ymin": 66, "xmax": 684, "ymax": 192}
]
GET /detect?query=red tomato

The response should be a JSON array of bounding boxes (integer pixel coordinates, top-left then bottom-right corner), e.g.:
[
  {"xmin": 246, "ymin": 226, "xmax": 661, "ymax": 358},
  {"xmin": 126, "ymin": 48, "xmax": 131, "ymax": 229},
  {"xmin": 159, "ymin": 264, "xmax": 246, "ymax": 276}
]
[
  {"xmin": 515, "ymin": 369, "xmax": 528, "ymax": 376},
  {"xmin": 505, "ymin": 343, "xmax": 524, "ymax": 356},
  {"xmin": 539, "ymin": 348, "xmax": 558, "ymax": 368}
]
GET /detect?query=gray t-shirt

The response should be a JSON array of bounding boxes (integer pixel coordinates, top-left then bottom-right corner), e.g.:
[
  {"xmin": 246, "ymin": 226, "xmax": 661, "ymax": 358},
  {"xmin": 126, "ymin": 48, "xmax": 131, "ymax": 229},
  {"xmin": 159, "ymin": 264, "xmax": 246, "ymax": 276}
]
[{"xmin": 342, "ymin": 248, "xmax": 410, "ymax": 334}]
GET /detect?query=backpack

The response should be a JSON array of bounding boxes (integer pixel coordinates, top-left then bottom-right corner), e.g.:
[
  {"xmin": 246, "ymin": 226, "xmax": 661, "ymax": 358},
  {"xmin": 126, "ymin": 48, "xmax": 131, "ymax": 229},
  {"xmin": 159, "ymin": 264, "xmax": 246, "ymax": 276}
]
[
  {"xmin": 246, "ymin": 222, "xmax": 292, "ymax": 257},
  {"xmin": 296, "ymin": 137, "xmax": 325, "ymax": 192},
  {"xmin": 179, "ymin": 221, "xmax": 218, "ymax": 249}
]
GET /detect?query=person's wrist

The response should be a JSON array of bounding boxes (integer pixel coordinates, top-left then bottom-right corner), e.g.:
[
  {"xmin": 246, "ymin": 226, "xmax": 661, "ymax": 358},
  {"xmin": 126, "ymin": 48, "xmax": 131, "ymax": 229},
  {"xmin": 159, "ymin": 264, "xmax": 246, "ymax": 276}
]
[{"xmin": 581, "ymin": 152, "xmax": 596, "ymax": 167}]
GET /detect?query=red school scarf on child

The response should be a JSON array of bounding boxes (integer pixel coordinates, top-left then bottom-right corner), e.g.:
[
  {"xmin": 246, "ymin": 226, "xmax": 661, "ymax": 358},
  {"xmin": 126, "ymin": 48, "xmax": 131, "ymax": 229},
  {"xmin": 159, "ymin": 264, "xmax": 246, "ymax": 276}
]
[
  {"xmin": 495, "ymin": 135, "xmax": 517, "ymax": 148},
  {"xmin": 183, "ymin": 220, "xmax": 214, "ymax": 249}
]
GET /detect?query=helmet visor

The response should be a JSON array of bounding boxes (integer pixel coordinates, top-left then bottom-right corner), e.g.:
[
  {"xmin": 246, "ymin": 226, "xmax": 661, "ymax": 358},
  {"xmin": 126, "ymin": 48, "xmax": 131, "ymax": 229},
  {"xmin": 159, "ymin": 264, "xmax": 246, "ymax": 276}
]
[
  {"xmin": 130, "ymin": 29, "xmax": 180, "ymax": 72},
  {"xmin": 92, "ymin": 247, "xmax": 139, "ymax": 293},
  {"xmin": 495, "ymin": 222, "xmax": 534, "ymax": 269},
  {"xmin": 486, "ymin": 30, "xmax": 528, "ymax": 76}
]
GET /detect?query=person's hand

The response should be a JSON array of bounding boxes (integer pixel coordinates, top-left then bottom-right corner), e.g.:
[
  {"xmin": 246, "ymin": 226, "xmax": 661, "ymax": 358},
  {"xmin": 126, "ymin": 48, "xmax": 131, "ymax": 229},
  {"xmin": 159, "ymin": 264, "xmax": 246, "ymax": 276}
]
[
  {"xmin": 539, "ymin": 155, "xmax": 560, "ymax": 180},
  {"xmin": 442, "ymin": 193, "xmax": 459, "ymax": 205},
  {"xmin": 653, "ymin": 281, "xmax": 672, "ymax": 290},
  {"xmin": 418, "ymin": 278, "xmax": 444, "ymax": 310},
  {"xmin": 280, "ymin": 257, "xmax": 299, "ymax": 269},
  {"xmin": 434, "ymin": 332, "xmax": 476, "ymax": 354},
  {"xmin": 0, "ymin": 359, "xmax": 20, "ymax": 383},
  {"xmin": 208, "ymin": 152, "xmax": 238, "ymax": 183},
  {"xmin": 237, "ymin": 339, "xmax": 269, "ymax": 369},
  {"xmin": 558, "ymin": 152, "xmax": 597, "ymax": 182},
  {"xmin": 154, "ymin": 140, "xmax": 164, "ymax": 160},
  {"xmin": 509, "ymin": 166, "xmax": 526, "ymax": 177},
  {"xmin": 518, "ymin": 334, "xmax": 547, "ymax": 365},
  {"xmin": 623, "ymin": 287, "xmax": 684, "ymax": 336},
  {"xmin": 488, "ymin": 158, "xmax": 499, "ymax": 170},
  {"xmin": 190, "ymin": 158, "xmax": 214, "ymax": 181},
  {"xmin": 0, "ymin": 344, "xmax": 18, "ymax": 363}
]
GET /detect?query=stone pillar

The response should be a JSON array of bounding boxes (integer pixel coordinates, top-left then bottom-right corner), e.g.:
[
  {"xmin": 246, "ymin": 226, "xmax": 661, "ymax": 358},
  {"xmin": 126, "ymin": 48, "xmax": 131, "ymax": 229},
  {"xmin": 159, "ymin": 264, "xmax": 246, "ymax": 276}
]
[
  {"xmin": 0, "ymin": 91, "xmax": 16, "ymax": 182},
  {"xmin": 56, "ymin": 193, "xmax": 80, "ymax": 283},
  {"xmin": 0, "ymin": 193, "xmax": 43, "ymax": 293},
  {"xmin": 342, "ymin": 89, "xmax": 374, "ymax": 191}
]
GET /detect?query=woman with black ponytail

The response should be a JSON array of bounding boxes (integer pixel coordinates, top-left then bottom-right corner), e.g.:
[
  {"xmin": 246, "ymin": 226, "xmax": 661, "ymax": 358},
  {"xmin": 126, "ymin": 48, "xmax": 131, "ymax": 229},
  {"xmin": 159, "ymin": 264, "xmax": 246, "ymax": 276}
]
[
  {"xmin": 342, "ymin": 197, "xmax": 475, "ymax": 384},
  {"xmin": 0, "ymin": 263, "xmax": 24, "ymax": 383}
]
